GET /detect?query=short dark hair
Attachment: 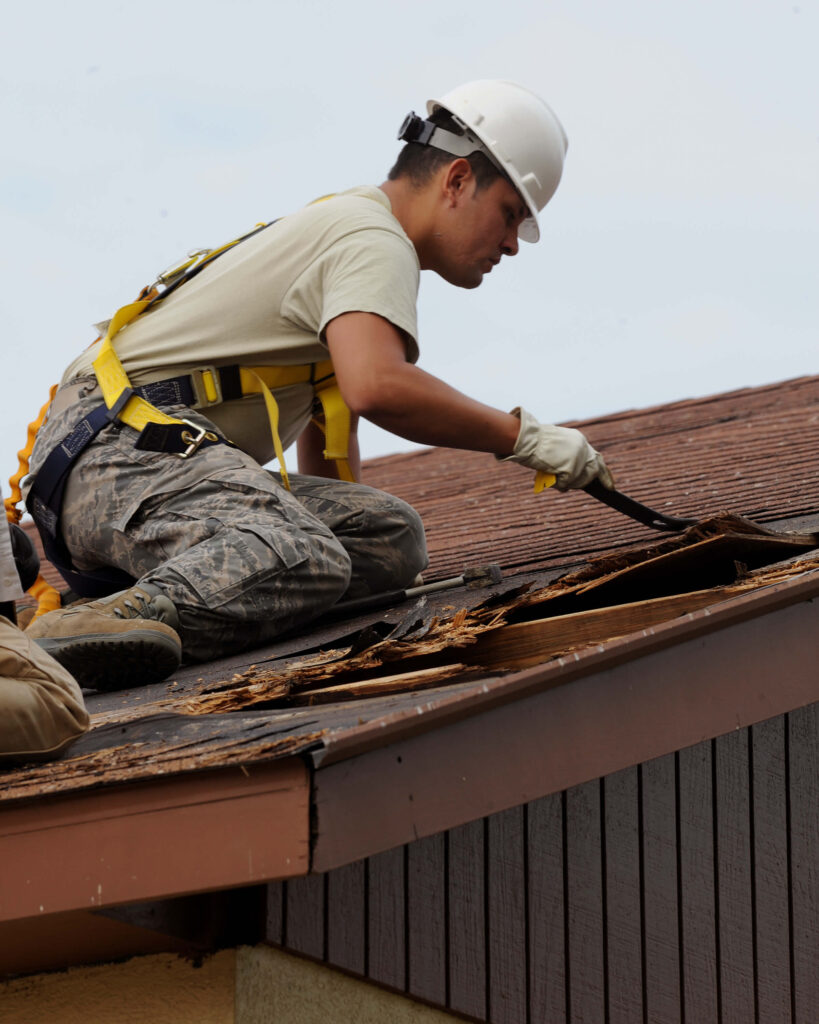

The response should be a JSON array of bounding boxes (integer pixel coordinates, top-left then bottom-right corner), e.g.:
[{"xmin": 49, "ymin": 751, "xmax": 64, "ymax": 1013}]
[{"xmin": 387, "ymin": 109, "xmax": 507, "ymax": 191}]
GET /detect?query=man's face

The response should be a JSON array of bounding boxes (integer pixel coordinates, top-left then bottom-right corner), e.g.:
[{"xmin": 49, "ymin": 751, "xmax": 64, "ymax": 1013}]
[{"xmin": 434, "ymin": 175, "xmax": 529, "ymax": 289}]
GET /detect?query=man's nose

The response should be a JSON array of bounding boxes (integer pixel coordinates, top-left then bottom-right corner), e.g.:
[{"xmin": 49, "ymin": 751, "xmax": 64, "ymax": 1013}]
[{"xmin": 501, "ymin": 230, "xmax": 519, "ymax": 257}]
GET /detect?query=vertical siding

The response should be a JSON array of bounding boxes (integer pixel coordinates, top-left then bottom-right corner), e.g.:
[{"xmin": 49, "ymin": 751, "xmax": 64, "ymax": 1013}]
[
  {"xmin": 527, "ymin": 791, "xmax": 565, "ymax": 1023},
  {"xmin": 487, "ymin": 806, "xmax": 526, "ymax": 1024},
  {"xmin": 789, "ymin": 703, "xmax": 819, "ymax": 1023},
  {"xmin": 367, "ymin": 846, "xmax": 406, "ymax": 991},
  {"xmin": 678, "ymin": 742, "xmax": 719, "ymax": 1021},
  {"xmin": 268, "ymin": 705, "xmax": 819, "ymax": 1023},
  {"xmin": 714, "ymin": 728, "xmax": 756, "ymax": 1022},
  {"xmin": 407, "ymin": 832, "xmax": 447, "ymax": 1005},
  {"xmin": 565, "ymin": 781, "xmax": 605, "ymax": 1022},
  {"xmin": 751, "ymin": 717, "xmax": 792, "ymax": 1020},
  {"xmin": 641, "ymin": 753, "xmax": 681, "ymax": 1023},
  {"xmin": 447, "ymin": 819, "xmax": 486, "ymax": 1020},
  {"xmin": 603, "ymin": 766, "xmax": 642, "ymax": 1024},
  {"xmin": 326, "ymin": 861, "xmax": 366, "ymax": 974}
]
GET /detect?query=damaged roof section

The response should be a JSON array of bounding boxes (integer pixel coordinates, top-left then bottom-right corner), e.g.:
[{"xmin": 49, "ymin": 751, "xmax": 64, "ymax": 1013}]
[{"xmin": 1, "ymin": 507, "xmax": 816, "ymax": 803}]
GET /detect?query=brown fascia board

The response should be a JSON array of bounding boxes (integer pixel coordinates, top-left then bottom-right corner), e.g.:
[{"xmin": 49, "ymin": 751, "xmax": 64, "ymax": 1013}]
[
  {"xmin": 310, "ymin": 568, "xmax": 819, "ymax": 872},
  {"xmin": 0, "ymin": 757, "xmax": 309, "ymax": 925}
]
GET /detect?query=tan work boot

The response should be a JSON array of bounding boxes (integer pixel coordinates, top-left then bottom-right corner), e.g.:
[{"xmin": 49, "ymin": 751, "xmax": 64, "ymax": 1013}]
[{"xmin": 26, "ymin": 584, "xmax": 182, "ymax": 691}]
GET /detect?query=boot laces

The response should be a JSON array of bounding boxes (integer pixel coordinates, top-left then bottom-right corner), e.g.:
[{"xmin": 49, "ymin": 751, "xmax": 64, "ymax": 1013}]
[{"xmin": 112, "ymin": 592, "xmax": 155, "ymax": 621}]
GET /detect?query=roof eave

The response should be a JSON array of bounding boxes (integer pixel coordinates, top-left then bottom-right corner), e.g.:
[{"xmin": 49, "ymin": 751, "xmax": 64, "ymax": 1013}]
[
  {"xmin": 310, "ymin": 568, "xmax": 819, "ymax": 871},
  {"xmin": 0, "ymin": 758, "xmax": 309, "ymax": 925}
]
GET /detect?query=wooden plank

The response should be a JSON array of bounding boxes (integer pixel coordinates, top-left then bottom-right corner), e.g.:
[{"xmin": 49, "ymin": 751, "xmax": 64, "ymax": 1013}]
[
  {"xmin": 466, "ymin": 588, "xmax": 731, "ymax": 670},
  {"xmin": 641, "ymin": 753, "xmax": 681, "ymax": 1023},
  {"xmin": 528, "ymin": 792, "xmax": 566, "ymax": 1024},
  {"xmin": 487, "ymin": 806, "xmax": 526, "ymax": 1024},
  {"xmin": 283, "ymin": 873, "xmax": 326, "ymax": 960},
  {"xmin": 367, "ymin": 845, "xmax": 406, "ymax": 991},
  {"xmin": 788, "ymin": 703, "xmax": 819, "ymax": 1022},
  {"xmin": 751, "ymin": 717, "xmax": 792, "ymax": 1020},
  {"xmin": 714, "ymin": 729, "xmax": 755, "ymax": 1022},
  {"xmin": 292, "ymin": 663, "xmax": 470, "ymax": 704},
  {"xmin": 407, "ymin": 832, "xmax": 447, "ymax": 1005},
  {"xmin": 326, "ymin": 860, "xmax": 366, "ymax": 975},
  {"xmin": 266, "ymin": 882, "xmax": 284, "ymax": 944},
  {"xmin": 447, "ymin": 819, "xmax": 486, "ymax": 1020},
  {"xmin": 678, "ymin": 741, "xmax": 718, "ymax": 1021},
  {"xmin": 565, "ymin": 780, "xmax": 605, "ymax": 1023},
  {"xmin": 604, "ymin": 765, "xmax": 643, "ymax": 1024}
]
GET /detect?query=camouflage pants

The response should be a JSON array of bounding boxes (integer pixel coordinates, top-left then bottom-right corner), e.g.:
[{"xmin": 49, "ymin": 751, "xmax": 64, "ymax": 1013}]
[{"xmin": 28, "ymin": 379, "xmax": 428, "ymax": 662}]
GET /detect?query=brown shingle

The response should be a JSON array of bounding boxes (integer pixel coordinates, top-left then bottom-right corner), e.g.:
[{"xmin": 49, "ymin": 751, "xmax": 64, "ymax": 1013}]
[
  {"xmin": 16, "ymin": 373, "xmax": 819, "ymax": 593},
  {"xmin": 363, "ymin": 374, "xmax": 819, "ymax": 579}
]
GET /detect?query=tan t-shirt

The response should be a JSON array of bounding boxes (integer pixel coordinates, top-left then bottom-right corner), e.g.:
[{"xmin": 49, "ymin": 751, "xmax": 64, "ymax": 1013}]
[{"xmin": 61, "ymin": 186, "xmax": 421, "ymax": 465}]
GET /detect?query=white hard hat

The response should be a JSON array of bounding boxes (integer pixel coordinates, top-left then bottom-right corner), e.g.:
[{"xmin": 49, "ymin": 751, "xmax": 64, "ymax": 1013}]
[{"xmin": 427, "ymin": 80, "xmax": 568, "ymax": 243}]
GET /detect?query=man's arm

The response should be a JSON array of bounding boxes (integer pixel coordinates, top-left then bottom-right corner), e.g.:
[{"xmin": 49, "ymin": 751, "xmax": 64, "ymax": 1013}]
[
  {"xmin": 297, "ymin": 414, "xmax": 362, "ymax": 480},
  {"xmin": 325, "ymin": 311, "xmax": 613, "ymax": 492},
  {"xmin": 325, "ymin": 312, "xmax": 521, "ymax": 455}
]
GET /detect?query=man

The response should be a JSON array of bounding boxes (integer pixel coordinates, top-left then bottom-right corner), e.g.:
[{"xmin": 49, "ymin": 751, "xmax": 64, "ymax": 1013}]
[
  {"xmin": 26, "ymin": 80, "xmax": 612, "ymax": 689},
  {"xmin": 0, "ymin": 492, "xmax": 89, "ymax": 763}
]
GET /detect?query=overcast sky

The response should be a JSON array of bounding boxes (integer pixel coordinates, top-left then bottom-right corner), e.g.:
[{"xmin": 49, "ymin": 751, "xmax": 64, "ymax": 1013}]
[{"xmin": 1, "ymin": 0, "xmax": 816, "ymax": 500}]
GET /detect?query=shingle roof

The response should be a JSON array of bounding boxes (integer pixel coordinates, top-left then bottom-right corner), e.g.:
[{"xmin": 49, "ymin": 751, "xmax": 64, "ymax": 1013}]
[
  {"xmin": 362, "ymin": 374, "xmax": 819, "ymax": 579},
  {"xmin": 2, "ymin": 373, "xmax": 818, "ymax": 805}
]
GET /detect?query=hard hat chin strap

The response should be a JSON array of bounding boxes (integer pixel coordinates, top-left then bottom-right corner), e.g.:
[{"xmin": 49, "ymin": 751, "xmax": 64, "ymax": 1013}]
[{"xmin": 397, "ymin": 111, "xmax": 483, "ymax": 160}]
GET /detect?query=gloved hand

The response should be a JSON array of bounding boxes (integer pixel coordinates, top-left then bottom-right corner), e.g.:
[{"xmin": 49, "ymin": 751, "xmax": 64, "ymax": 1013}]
[{"xmin": 499, "ymin": 407, "xmax": 614, "ymax": 492}]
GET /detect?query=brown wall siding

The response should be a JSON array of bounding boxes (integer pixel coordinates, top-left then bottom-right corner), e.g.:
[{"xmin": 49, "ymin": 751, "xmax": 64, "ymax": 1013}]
[{"xmin": 268, "ymin": 702, "xmax": 819, "ymax": 1022}]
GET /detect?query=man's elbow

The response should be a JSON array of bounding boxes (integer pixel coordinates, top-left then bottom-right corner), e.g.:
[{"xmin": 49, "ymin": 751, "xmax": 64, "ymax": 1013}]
[{"xmin": 340, "ymin": 376, "xmax": 401, "ymax": 420}]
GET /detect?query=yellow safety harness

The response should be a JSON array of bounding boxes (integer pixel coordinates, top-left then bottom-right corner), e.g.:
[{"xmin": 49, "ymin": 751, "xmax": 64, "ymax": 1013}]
[{"xmin": 92, "ymin": 219, "xmax": 354, "ymax": 489}]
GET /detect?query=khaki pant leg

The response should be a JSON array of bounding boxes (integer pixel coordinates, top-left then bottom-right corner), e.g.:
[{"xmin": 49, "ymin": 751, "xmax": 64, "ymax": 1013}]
[{"xmin": 0, "ymin": 617, "xmax": 89, "ymax": 764}]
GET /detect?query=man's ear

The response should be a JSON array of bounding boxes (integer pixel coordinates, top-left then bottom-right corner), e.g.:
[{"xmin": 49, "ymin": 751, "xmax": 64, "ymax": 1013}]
[{"xmin": 441, "ymin": 157, "xmax": 474, "ymax": 207}]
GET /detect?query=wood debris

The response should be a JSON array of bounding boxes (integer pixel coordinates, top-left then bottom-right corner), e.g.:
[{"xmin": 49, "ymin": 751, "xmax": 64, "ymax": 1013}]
[
  {"xmin": 0, "ymin": 729, "xmax": 325, "ymax": 803},
  {"xmin": 128, "ymin": 527, "xmax": 819, "ymax": 717}
]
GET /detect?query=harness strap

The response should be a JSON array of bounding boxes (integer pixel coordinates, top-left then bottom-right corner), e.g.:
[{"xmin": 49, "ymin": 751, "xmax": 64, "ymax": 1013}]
[
  {"xmin": 248, "ymin": 370, "xmax": 291, "ymax": 491},
  {"xmin": 25, "ymin": 404, "xmax": 137, "ymax": 598},
  {"xmin": 94, "ymin": 310, "xmax": 190, "ymax": 434},
  {"xmin": 93, "ymin": 326, "xmax": 352, "ymax": 487},
  {"xmin": 312, "ymin": 371, "xmax": 354, "ymax": 482}
]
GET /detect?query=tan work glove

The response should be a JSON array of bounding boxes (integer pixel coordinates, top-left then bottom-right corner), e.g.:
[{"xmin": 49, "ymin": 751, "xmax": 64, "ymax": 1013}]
[{"xmin": 499, "ymin": 407, "xmax": 614, "ymax": 491}]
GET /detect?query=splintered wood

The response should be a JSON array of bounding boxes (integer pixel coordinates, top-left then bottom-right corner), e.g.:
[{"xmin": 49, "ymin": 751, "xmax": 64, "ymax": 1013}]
[
  {"xmin": 147, "ymin": 522, "xmax": 817, "ymax": 717},
  {"xmin": 0, "ymin": 728, "xmax": 324, "ymax": 803}
]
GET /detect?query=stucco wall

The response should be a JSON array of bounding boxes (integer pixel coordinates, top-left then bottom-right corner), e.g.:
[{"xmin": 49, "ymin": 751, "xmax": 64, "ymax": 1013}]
[
  {"xmin": 0, "ymin": 949, "xmax": 235, "ymax": 1024},
  {"xmin": 235, "ymin": 945, "xmax": 462, "ymax": 1023},
  {"xmin": 0, "ymin": 945, "xmax": 462, "ymax": 1023}
]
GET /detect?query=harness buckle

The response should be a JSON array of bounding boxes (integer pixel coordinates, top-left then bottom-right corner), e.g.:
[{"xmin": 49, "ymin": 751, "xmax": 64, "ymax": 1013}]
[
  {"xmin": 156, "ymin": 248, "xmax": 213, "ymax": 289},
  {"xmin": 178, "ymin": 420, "xmax": 219, "ymax": 459},
  {"xmin": 189, "ymin": 367, "xmax": 223, "ymax": 407}
]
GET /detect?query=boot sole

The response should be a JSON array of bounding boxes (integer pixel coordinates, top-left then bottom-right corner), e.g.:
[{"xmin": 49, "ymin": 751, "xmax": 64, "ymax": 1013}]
[{"xmin": 35, "ymin": 630, "xmax": 182, "ymax": 692}]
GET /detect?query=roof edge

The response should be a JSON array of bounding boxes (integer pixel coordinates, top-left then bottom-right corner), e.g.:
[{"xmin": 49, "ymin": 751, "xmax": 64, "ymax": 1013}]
[{"xmin": 0, "ymin": 757, "xmax": 309, "ymax": 924}]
